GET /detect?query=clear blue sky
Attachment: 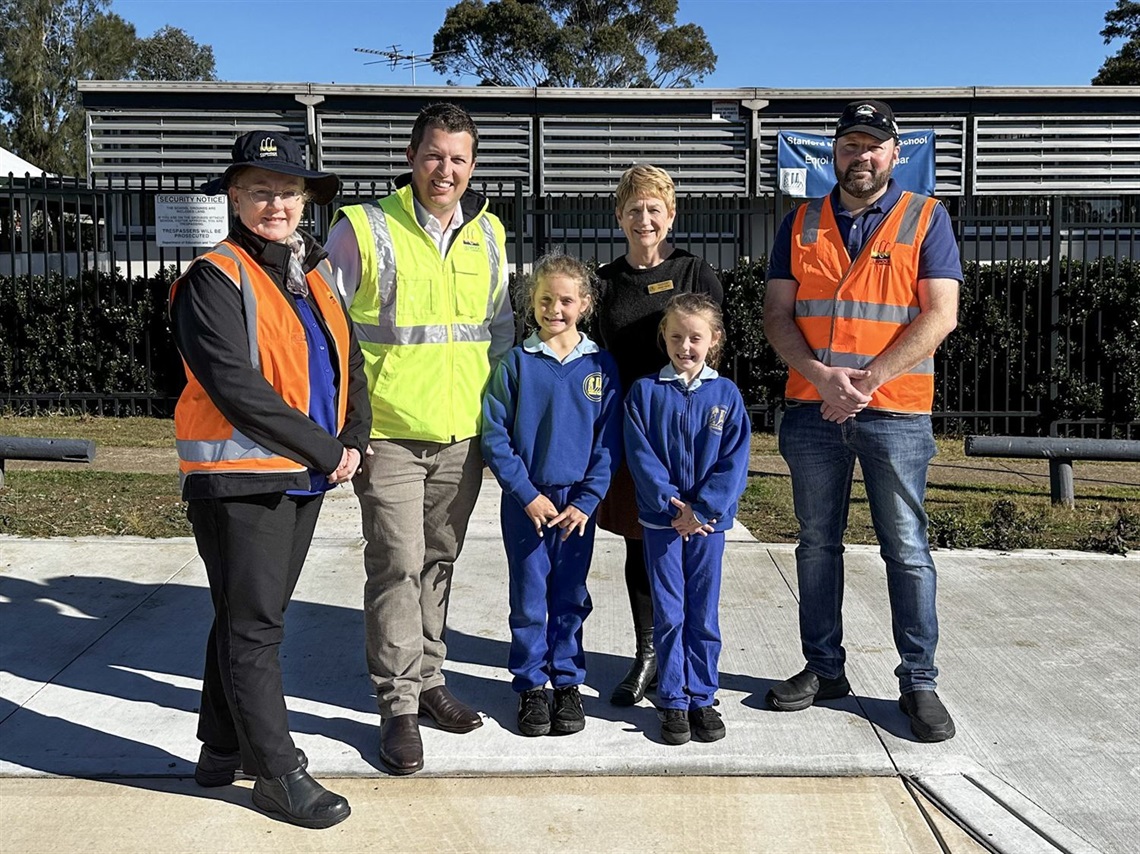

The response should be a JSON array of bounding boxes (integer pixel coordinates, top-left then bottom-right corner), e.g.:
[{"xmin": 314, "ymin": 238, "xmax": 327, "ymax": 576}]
[{"xmin": 113, "ymin": 0, "xmax": 1117, "ymax": 88}]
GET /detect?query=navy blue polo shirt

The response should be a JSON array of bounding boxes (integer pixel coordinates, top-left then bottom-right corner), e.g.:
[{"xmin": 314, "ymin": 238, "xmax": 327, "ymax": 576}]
[
  {"xmin": 767, "ymin": 179, "xmax": 963, "ymax": 283},
  {"xmin": 287, "ymin": 294, "xmax": 339, "ymax": 496}
]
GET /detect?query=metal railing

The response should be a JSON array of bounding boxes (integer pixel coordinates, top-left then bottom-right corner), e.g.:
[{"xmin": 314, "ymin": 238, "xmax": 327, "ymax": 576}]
[{"xmin": 2, "ymin": 174, "xmax": 1137, "ymax": 437}]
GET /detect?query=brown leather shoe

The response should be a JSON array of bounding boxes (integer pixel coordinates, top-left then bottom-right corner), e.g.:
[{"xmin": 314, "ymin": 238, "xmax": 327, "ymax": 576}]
[
  {"xmin": 379, "ymin": 714, "xmax": 423, "ymax": 775},
  {"xmin": 419, "ymin": 686, "xmax": 483, "ymax": 734}
]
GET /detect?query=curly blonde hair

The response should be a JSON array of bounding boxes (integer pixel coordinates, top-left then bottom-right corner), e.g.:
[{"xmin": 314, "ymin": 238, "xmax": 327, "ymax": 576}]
[
  {"xmin": 658, "ymin": 293, "xmax": 726, "ymax": 369},
  {"xmin": 526, "ymin": 252, "xmax": 596, "ymax": 322}
]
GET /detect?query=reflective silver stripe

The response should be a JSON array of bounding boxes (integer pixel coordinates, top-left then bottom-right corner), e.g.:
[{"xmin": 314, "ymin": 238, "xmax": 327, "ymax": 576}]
[
  {"xmin": 479, "ymin": 216, "xmax": 501, "ymax": 320},
  {"xmin": 895, "ymin": 193, "xmax": 928, "ymax": 246},
  {"xmin": 452, "ymin": 322, "xmax": 493, "ymax": 344},
  {"xmin": 363, "ymin": 204, "xmax": 398, "ymax": 307},
  {"xmin": 796, "ymin": 299, "xmax": 920, "ymax": 324},
  {"xmin": 816, "ymin": 349, "xmax": 933, "ymax": 375},
  {"xmin": 312, "ymin": 259, "xmax": 345, "ymax": 310},
  {"xmin": 201, "ymin": 243, "xmax": 260, "ymax": 369},
  {"xmin": 354, "ymin": 320, "xmax": 449, "ymax": 346},
  {"xmin": 801, "ymin": 197, "xmax": 825, "ymax": 246},
  {"xmin": 176, "ymin": 430, "xmax": 278, "ymax": 463}
]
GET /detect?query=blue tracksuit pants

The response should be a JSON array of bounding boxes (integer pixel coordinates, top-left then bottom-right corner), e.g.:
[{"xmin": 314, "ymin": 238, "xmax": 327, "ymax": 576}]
[
  {"xmin": 642, "ymin": 526, "xmax": 725, "ymax": 710},
  {"xmin": 502, "ymin": 485, "xmax": 595, "ymax": 692}
]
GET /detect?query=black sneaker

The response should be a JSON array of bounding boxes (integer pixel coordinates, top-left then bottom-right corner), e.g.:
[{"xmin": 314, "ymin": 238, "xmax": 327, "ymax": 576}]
[
  {"xmin": 517, "ymin": 688, "xmax": 551, "ymax": 737},
  {"xmin": 689, "ymin": 705, "xmax": 725, "ymax": 742},
  {"xmin": 899, "ymin": 690, "xmax": 956, "ymax": 742},
  {"xmin": 660, "ymin": 708, "xmax": 691, "ymax": 745},
  {"xmin": 766, "ymin": 668, "xmax": 850, "ymax": 712},
  {"xmin": 551, "ymin": 685, "xmax": 586, "ymax": 735}
]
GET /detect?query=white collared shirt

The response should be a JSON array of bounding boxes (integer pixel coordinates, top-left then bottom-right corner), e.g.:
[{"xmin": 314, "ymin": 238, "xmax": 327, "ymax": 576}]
[{"xmin": 411, "ymin": 195, "xmax": 464, "ymax": 258}]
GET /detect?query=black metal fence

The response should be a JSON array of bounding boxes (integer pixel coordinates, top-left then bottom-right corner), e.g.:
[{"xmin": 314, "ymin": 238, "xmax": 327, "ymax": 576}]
[{"xmin": 2, "ymin": 174, "xmax": 1138, "ymax": 437}]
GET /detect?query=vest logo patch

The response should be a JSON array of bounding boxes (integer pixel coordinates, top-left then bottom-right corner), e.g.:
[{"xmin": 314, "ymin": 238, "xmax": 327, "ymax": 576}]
[
  {"xmin": 582, "ymin": 372, "xmax": 603, "ymax": 402},
  {"xmin": 871, "ymin": 240, "xmax": 891, "ymax": 265},
  {"xmin": 646, "ymin": 279, "xmax": 674, "ymax": 295},
  {"xmin": 462, "ymin": 238, "xmax": 480, "ymax": 248},
  {"xmin": 707, "ymin": 405, "xmax": 727, "ymax": 433}
]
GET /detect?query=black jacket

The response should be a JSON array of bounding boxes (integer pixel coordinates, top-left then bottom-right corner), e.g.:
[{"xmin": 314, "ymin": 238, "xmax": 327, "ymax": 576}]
[{"xmin": 170, "ymin": 220, "xmax": 371, "ymax": 500}]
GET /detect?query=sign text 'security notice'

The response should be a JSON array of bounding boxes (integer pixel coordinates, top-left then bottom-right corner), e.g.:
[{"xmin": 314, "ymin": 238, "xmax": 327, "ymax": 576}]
[{"xmin": 154, "ymin": 194, "xmax": 229, "ymax": 247}]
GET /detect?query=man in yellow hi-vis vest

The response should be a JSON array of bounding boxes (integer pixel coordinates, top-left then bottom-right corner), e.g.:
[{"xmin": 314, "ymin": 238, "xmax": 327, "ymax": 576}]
[
  {"xmin": 326, "ymin": 103, "xmax": 514, "ymax": 775},
  {"xmin": 762, "ymin": 100, "xmax": 962, "ymax": 743}
]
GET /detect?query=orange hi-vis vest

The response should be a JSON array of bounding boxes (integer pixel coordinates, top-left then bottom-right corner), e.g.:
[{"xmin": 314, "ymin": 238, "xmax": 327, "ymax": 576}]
[
  {"xmin": 170, "ymin": 240, "xmax": 352, "ymax": 480},
  {"xmin": 786, "ymin": 191, "xmax": 941, "ymax": 414}
]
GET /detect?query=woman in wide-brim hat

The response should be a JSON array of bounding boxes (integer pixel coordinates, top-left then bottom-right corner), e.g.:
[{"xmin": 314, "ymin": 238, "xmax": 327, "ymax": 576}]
[{"xmin": 169, "ymin": 130, "xmax": 370, "ymax": 830}]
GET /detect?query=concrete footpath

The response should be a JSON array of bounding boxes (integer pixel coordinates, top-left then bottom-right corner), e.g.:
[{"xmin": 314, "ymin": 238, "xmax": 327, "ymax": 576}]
[{"xmin": 1, "ymin": 481, "xmax": 1137, "ymax": 853}]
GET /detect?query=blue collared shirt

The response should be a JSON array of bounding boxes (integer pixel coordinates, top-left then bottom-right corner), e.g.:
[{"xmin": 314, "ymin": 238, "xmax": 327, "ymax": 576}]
[
  {"xmin": 658, "ymin": 362, "xmax": 719, "ymax": 391},
  {"xmin": 522, "ymin": 330, "xmax": 600, "ymax": 364}
]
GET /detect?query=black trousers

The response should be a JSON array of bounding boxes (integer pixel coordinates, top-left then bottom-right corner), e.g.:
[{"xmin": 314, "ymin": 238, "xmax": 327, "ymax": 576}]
[{"xmin": 188, "ymin": 492, "xmax": 323, "ymax": 779}]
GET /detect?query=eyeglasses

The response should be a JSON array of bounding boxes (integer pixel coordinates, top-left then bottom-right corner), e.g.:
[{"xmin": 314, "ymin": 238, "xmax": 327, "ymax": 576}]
[{"xmin": 236, "ymin": 187, "xmax": 308, "ymax": 207}]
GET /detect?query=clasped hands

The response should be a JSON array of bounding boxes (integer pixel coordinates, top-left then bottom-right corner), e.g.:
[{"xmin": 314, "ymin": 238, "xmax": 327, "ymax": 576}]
[
  {"xmin": 815, "ymin": 366, "xmax": 876, "ymax": 423},
  {"xmin": 327, "ymin": 444, "xmax": 373, "ymax": 485},
  {"xmin": 524, "ymin": 494, "xmax": 590, "ymax": 540},
  {"xmin": 670, "ymin": 496, "xmax": 715, "ymax": 541}
]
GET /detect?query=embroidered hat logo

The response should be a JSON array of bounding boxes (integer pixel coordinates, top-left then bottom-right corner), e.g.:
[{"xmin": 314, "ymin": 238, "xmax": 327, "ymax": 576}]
[{"xmin": 258, "ymin": 137, "xmax": 278, "ymax": 158}]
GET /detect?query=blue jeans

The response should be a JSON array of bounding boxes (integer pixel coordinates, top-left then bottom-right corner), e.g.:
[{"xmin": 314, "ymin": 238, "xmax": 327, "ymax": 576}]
[{"xmin": 778, "ymin": 404, "xmax": 939, "ymax": 693}]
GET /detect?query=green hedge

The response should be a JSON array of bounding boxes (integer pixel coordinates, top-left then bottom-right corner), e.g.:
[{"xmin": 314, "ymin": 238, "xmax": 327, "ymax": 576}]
[
  {"xmin": 0, "ymin": 269, "xmax": 183, "ymax": 408},
  {"xmin": 3, "ymin": 258, "xmax": 1139, "ymax": 434}
]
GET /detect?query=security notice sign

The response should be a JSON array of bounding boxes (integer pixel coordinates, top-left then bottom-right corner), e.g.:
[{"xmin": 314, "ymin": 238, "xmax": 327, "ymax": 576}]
[{"xmin": 154, "ymin": 194, "xmax": 229, "ymax": 247}]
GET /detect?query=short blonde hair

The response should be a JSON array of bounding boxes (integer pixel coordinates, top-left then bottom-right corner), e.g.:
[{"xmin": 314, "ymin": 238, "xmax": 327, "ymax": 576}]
[
  {"xmin": 615, "ymin": 164, "xmax": 676, "ymax": 214},
  {"xmin": 527, "ymin": 252, "xmax": 596, "ymax": 321}
]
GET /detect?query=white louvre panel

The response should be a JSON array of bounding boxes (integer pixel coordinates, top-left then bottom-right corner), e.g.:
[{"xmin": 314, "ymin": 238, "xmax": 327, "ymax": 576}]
[
  {"xmin": 755, "ymin": 116, "xmax": 966, "ymax": 196},
  {"xmin": 973, "ymin": 115, "xmax": 1140, "ymax": 194},
  {"xmin": 318, "ymin": 113, "xmax": 532, "ymax": 196},
  {"xmin": 88, "ymin": 110, "xmax": 307, "ymax": 187},
  {"xmin": 540, "ymin": 117, "xmax": 748, "ymax": 195}
]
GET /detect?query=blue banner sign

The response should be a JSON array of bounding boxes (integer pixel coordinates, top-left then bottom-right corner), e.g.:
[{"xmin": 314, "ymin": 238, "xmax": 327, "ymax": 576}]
[{"xmin": 777, "ymin": 130, "xmax": 937, "ymax": 197}]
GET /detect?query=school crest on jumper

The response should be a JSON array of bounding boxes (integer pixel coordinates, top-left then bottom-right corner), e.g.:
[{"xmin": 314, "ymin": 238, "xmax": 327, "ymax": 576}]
[
  {"xmin": 582, "ymin": 372, "xmax": 603, "ymax": 402},
  {"xmin": 707, "ymin": 405, "xmax": 727, "ymax": 433}
]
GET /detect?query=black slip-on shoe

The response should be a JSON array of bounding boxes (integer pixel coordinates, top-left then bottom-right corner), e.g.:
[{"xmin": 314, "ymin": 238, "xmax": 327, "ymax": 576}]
[
  {"xmin": 899, "ymin": 690, "xmax": 956, "ymax": 742},
  {"xmin": 766, "ymin": 669, "xmax": 850, "ymax": 712},
  {"xmin": 194, "ymin": 745, "xmax": 308, "ymax": 788},
  {"xmin": 251, "ymin": 766, "xmax": 350, "ymax": 830},
  {"xmin": 660, "ymin": 708, "xmax": 691, "ymax": 745}
]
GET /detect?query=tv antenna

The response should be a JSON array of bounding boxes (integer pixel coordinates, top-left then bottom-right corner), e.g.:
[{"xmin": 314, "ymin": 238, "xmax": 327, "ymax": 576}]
[{"xmin": 355, "ymin": 45, "xmax": 453, "ymax": 85}]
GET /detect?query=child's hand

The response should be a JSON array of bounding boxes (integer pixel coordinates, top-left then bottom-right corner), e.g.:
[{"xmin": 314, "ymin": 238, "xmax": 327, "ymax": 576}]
[
  {"xmin": 549, "ymin": 504, "xmax": 589, "ymax": 541},
  {"xmin": 524, "ymin": 494, "xmax": 560, "ymax": 537},
  {"xmin": 669, "ymin": 496, "xmax": 716, "ymax": 541}
]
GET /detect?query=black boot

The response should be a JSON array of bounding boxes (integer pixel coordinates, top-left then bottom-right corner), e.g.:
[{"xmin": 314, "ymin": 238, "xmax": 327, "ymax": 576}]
[
  {"xmin": 610, "ymin": 628, "xmax": 657, "ymax": 706},
  {"xmin": 251, "ymin": 766, "xmax": 351, "ymax": 829}
]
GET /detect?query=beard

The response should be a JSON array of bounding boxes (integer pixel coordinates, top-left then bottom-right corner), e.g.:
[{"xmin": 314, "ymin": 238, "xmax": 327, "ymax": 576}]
[{"xmin": 835, "ymin": 160, "xmax": 893, "ymax": 199}]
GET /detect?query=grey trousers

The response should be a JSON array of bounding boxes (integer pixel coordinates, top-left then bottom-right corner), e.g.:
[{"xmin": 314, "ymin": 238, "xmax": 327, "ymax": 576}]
[{"xmin": 355, "ymin": 437, "xmax": 484, "ymax": 717}]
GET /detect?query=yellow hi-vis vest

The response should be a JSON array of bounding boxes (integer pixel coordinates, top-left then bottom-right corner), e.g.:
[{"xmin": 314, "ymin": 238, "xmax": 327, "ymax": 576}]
[
  {"xmin": 170, "ymin": 241, "xmax": 351, "ymax": 479},
  {"xmin": 786, "ymin": 191, "xmax": 940, "ymax": 414},
  {"xmin": 332, "ymin": 185, "xmax": 507, "ymax": 442}
]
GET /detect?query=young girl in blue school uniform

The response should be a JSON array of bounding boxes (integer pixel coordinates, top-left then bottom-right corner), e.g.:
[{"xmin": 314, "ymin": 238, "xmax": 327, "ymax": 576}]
[
  {"xmin": 623, "ymin": 293, "xmax": 751, "ymax": 745},
  {"xmin": 481, "ymin": 253, "xmax": 623, "ymax": 738}
]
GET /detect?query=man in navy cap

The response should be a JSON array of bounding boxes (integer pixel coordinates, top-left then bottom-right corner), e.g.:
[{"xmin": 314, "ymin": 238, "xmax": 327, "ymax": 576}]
[{"xmin": 762, "ymin": 99, "xmax": 963, "ymax": 742}]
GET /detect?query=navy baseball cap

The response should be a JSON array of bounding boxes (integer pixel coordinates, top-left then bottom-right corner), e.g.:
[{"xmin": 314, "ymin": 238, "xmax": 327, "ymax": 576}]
[
  {"xmin": 201, "ymin": 130, "xmax": 340, "ymax": 205},
  {"xmin": 835, "ymin": 100, "xmax": 900, "ymax": 142}
]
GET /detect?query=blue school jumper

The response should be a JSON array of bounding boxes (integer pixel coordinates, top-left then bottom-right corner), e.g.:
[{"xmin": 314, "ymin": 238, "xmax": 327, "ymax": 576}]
[
  {"xmin": 624, "ymin": 365, "xmax": 751, "ymax": 710},
  {"xmin": 481, "ymin": 332, "xmax": 623, "ymax": 691}
]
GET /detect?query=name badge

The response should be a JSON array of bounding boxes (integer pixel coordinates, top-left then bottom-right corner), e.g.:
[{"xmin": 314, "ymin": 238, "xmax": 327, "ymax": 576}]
[{"xmin": 647, "ymin": 279, "xmax": 674, "ymax": 295}]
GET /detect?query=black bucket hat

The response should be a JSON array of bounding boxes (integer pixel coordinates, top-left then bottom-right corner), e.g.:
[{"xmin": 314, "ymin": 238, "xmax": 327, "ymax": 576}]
[
  {"xmin": 200, "ymin": 130, "xmax": 340, "ymax": 205},
  {"xmin": 835, "ymin": 100, "xmax": 900, "ymax": 142}
]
